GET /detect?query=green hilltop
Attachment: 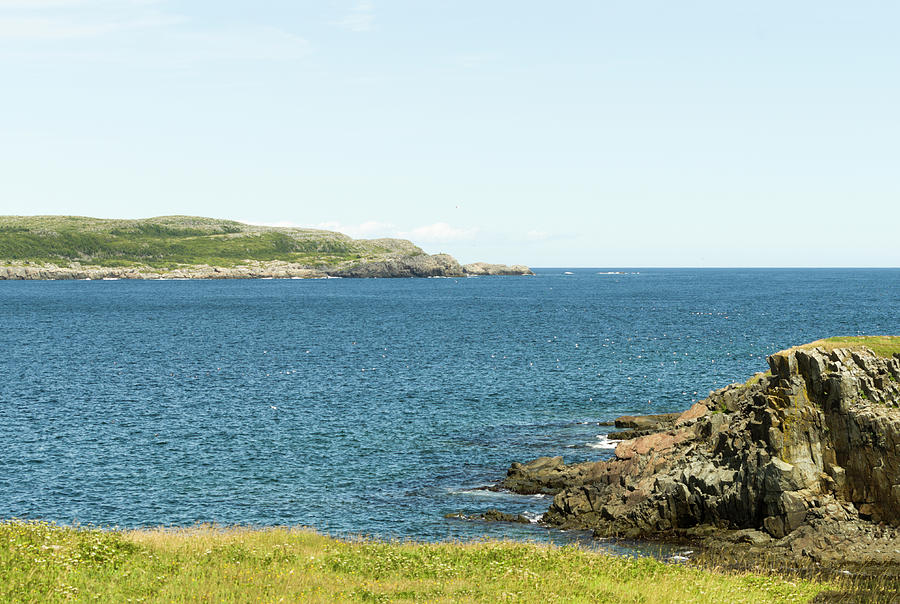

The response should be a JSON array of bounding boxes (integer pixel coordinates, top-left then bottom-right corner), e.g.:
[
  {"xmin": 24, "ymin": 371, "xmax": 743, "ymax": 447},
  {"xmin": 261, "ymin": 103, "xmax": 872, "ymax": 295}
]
[
  {"xmin": 0, "ymin": 215, "xmax": 424, "ymax": 269},
  {"xmin": 777, "ymin": 336, "xmax": 900, "ymax": 360}
]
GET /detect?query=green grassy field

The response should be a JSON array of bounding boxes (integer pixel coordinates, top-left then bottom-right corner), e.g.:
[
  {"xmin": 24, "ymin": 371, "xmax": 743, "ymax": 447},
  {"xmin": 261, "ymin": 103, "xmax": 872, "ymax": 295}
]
[
  {"xmin": 0, "ymin": 215, "xmax": 422, "ymax": 269},
  {"xmin": 778, "ymin": 336, "xmax": 900, "ymax": 359},
  {"xmin": 1, "ymin": 520, "xmax": 888, "ymax": 603}
]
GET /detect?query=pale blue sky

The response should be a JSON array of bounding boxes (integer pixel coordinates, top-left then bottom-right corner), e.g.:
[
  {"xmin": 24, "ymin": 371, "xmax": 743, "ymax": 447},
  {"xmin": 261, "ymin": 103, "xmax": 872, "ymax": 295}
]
[{"xmin": 1, "ymin": 1, "xmax": 898, "ymax": 266}]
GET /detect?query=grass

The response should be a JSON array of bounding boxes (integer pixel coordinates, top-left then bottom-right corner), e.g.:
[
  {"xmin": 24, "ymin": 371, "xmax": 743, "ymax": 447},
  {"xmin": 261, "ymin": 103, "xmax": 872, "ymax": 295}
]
[
  {"xmin": 743, "ymin": 371, "xmax": 772, "ymax": 388},
  {"xmin": 791, "ymin": 336, "xmax": 900, "ymax": 359},
  {"xmin": 0, "ymin": 215, "xmax": 423, "ymax": 269},
  {"xmin": 1, "ymin": 520, "xmax": 890, "ymax": 603}
]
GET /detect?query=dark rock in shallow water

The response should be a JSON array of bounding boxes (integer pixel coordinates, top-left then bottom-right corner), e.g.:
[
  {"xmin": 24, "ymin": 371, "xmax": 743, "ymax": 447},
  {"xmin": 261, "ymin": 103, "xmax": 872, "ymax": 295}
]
[
  {"xmin": 498, "ymin": 456, "xmax": 606, "ymax": 495},
  {"xmin": 445, "ymin": 509, "xmax": 532, "ymax": 524},
  {"xmin": 602, "ymin": 413, "xmax": 684, "ymax": 441},
  {"xmin": 499, "ymin": 344, "xmax": 900, "ymax": 565},
  {"xmin": 613, "ymin": 413, "xmax": 681, "ymax": 430},
  {"xmin": 607, "ymin": 427, "xmax": 661, "ymax": 441}
]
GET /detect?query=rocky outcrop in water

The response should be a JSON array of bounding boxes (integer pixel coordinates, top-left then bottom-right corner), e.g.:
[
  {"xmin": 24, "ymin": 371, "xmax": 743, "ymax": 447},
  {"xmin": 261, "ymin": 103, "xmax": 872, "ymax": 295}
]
[
  {"xmin": 606, "ymin": 413, "xmax": 683, "ymax": 440},
  {"xmin": 0, "ymin": 255, "xmax": 535, "ymax": 280},
  {"xmin": 499, "ymin": 456, "xmax": 606, "ymax": 495},
  {"xmin": 328, "ymin": 254, "xmax": 465, "ymax": 278},
  {"xmin": 500, "ymin": 344, "xmax": 900, "ymax": 565},
  {"xmin": 462, "ymin": 262, "xmax": 535, "ymax": 276},
  {"xmin": 444, "ymin": 509, "xmax": 532, "ymax": 524}
]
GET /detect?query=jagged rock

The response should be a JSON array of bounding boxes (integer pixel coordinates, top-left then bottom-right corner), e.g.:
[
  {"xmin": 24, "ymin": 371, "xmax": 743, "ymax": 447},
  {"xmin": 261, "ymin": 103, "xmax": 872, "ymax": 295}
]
[
  {"xmin": 0, "ymin": 256, "xmax": 470, "ymax": 280},
  {"xmin": 1, "ymin": 256, "xmax": 537, "ymax": 280},
  {"xmin": 614, "ymin": 413, "xmax": 681, "ymax": 430},
  {"xmin": 444, "ymin": 509, "xmax": 531, "ymax": 524},
  {"xmin": 498, "ymin": 344, "xmax": 900, "ymax": 564},
  {"xmin": 604, "ymin": 412, "xmax": 685, "ymax": 441},
  {"xmin": 326, "ymin": 254, "xmax": 465, "ymax": 278},
  {"xmin": 462, "ymin": 262, "xmax": 534, "ymax": 276},
  {"xmin": 498, "ymin": 456, "xmax": 604, "ymax": 495}
]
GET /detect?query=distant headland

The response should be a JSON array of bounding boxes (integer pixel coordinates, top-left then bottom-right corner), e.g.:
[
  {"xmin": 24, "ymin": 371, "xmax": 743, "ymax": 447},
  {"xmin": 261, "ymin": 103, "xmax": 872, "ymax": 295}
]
[{"xmin": 0, "ymin": 215, "xmax": 533, "ymax": 280}]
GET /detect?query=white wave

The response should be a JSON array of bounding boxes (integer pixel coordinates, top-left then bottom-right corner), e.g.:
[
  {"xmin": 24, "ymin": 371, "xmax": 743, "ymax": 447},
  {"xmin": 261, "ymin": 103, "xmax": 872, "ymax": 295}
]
[
  {"xmin": 587, "ymin": 434, "xmax": 618, "ymax": 450},
  {"xmin": 449, "ymin": 488, "xmax": 507, "ymax": 498},
  {"xmin": 450, "ymin": 488, "xmax": 548, "ymax": 500},
  {"xmin": 521, "ymin": 511, "xmax": 544, "ymax": 524}
]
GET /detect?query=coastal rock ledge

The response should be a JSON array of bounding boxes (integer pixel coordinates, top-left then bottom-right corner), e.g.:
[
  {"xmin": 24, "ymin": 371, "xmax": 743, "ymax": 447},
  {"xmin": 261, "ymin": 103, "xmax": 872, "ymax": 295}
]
[
  {"xmin": 501, "ymin": 341, "xmax": 900, "ymax": 565},
  {"xmin": 0, "ymin": 258, "xmax": 535, "ymax": 280}
]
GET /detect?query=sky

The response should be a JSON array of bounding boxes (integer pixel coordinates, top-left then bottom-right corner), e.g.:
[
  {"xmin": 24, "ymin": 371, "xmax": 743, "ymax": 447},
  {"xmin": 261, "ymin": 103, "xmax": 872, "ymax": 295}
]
[{"xmin": 1, "ymin": 1, "xmax": 898, "ymax": 267}]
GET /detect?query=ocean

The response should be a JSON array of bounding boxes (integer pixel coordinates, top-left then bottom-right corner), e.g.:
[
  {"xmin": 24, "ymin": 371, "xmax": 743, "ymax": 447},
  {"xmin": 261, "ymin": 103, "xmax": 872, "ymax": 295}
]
[{"xmin": 1, "ymin": 268, "xmax": 898, "ymax": 550}]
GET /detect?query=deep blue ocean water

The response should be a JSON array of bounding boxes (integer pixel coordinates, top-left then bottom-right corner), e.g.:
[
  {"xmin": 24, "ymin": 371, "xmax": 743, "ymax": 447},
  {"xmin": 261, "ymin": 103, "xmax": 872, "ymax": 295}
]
[{"xmin": 1, "ymin": 269, "xmax": 898, "ymax": 550}]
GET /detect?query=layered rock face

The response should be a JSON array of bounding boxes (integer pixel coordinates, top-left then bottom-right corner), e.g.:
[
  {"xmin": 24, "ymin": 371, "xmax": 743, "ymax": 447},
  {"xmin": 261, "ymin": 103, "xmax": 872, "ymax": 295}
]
[{"xmin": 505, "ymin": 346, "xmax": 900, "ymax": 548}]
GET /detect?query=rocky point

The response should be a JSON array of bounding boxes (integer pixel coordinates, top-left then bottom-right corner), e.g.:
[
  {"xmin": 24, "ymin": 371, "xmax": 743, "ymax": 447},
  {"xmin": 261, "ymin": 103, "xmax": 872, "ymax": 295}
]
[{"xmin": 493, "ymin": 343, "xmax": 900, "ymax": 567}]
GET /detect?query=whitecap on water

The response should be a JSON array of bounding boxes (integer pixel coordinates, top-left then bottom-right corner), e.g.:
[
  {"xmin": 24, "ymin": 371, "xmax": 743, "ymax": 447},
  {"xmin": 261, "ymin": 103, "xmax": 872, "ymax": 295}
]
[
  {"xmin": 449, "ymin": 488, "xmax": 507, "ymax": 498},
  {"xmin": 586, "ymin": 434, "xmax": 618, "ymax": 450},
  {"xmin": 449, "ymin": 488, "xmax": 548, "ymax": 501}
]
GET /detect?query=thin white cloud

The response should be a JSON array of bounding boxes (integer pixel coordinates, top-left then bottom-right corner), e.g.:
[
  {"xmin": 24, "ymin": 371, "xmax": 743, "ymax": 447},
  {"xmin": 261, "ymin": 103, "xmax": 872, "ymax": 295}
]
[
  {"xmin": 168, "ymin": 27, "xmax": 310, "ymax": 62},
  {"xmin": 0, "ymin": 2, "xmax": 309, "ymax": 63},
  {"xmin": 0, "ymin": 0, "xmax": 156, "ymax": 7},
  {"xmin": 243, "ymin": 219, "xmax": 478, "ymax": 245},
  {"xmin": 246, "ymin": 220, "xmax": 397, "ymax": 239},
  {"xmin": 0, "ymin": 0, "xmax": 182, "ymax": 40},
  {"xmin": 337, "ymin": 0, "xmax": 375, "ymax": 32},
  {"xmin": 447, "ymin": 53, "xmax": 498, "ymax": 69},
  {"xmin": 0, "ymin": 14, "xmax": 181, "ymax": 39},
  {"xmin": 0, "ymin": 0, "xmax": 85, "ymax": 6},
  {"xmin": 526, "ymin": 230, "xmax": 549, "ymax": 241},
  {"xmin": 399, "ymin": 222, "xmax": 478, "ymax": 243},
  {"xmin": 314, "ymin": 220, "xmax": 395, "ymax": 238}
]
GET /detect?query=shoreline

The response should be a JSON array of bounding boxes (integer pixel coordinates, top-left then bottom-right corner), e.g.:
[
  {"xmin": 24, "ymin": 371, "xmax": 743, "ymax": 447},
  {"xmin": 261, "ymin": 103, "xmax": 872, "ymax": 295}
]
[
  {"xmin": 474, "ymin": 339, "xmax": 900, "ymax": 575},
  {"xmin": 2, "ymin": 520, "xmax": 890, "ymax": 602},
  {"xmin": 0, "ymin": 260, "xmax": 534, "ymax": 280}
]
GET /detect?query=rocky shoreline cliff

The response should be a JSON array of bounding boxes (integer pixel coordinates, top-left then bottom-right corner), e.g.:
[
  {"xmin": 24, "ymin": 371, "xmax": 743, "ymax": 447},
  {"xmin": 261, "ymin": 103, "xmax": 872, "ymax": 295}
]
[
  {"xmin": 488, "ymin": 341, "xmax": 900, "ymax": 568},
  {"xmin": 0, "ymin": 257, "xmax": 533, "ymax": 280}
]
